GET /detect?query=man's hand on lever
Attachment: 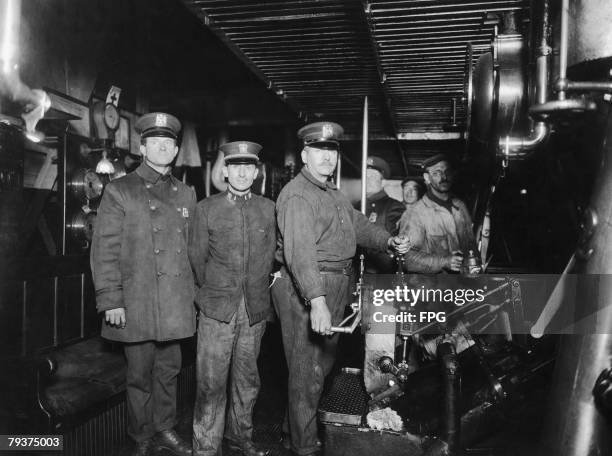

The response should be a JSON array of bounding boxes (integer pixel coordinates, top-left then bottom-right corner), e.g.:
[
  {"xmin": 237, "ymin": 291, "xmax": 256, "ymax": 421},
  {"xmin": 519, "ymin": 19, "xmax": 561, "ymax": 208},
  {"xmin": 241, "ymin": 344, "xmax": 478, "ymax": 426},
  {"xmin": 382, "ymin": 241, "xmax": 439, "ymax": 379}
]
[
  {"xmin": 310, "ymin": 296, "xmax": 333, "ymax": 336},
  {"xmin": 388, "ymin": 235, "xmax": 411, "ymax": 255}
]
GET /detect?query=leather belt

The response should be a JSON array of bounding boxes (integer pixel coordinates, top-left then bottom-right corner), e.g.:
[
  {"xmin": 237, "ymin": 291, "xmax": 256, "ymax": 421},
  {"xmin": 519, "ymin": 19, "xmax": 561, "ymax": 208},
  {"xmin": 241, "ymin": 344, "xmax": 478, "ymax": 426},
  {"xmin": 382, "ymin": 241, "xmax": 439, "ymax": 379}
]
[{"xmin": 319, "ymin": 264, "xmax": 353, "ymax": 276}]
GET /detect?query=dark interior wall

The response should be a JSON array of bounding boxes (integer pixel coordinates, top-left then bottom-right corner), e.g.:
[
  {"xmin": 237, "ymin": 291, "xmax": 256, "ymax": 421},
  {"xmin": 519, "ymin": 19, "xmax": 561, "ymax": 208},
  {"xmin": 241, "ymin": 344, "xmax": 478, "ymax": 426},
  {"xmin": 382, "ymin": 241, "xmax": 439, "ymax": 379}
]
[{"xmin": 19, "ymin": 0, "xmax": 137, "ymax": 105}]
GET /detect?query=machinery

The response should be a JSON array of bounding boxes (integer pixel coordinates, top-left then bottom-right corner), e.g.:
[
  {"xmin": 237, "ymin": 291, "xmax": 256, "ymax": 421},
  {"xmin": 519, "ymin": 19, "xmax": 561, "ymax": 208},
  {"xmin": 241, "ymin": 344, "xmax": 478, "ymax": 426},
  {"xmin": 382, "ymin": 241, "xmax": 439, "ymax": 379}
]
[{"xmin": 319, "ymin": 1, "xmax": 612, "ymax": 455}]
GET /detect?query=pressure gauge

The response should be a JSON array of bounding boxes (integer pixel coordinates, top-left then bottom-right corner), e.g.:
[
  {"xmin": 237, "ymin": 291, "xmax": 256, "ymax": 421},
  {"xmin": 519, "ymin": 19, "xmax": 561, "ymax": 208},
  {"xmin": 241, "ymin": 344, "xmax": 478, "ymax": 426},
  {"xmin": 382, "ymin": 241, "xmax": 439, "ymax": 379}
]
[{"xmin": 104, "ymin": 103, "xmax": 120, "ymax": 131}]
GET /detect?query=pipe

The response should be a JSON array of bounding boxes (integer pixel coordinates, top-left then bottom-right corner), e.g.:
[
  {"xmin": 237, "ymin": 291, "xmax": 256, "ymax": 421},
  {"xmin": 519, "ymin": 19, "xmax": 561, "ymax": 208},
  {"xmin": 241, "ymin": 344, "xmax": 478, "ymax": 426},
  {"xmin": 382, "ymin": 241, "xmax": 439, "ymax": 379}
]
[
  {"xmin": 336, "ymin": 154, "xmax": 342, "ymax": 189},
  {"xmin": 557, "ymin": 0, "xmax": 569, "ymax": 101},
  {"xmin": 557, "ymin": 80, "xmax": 612, "ymax": 93},
  {"xmin": 501, "ymin": 121, "xmax": 549, "ymax": 157},
  {"xmin": 438, "ymin": 342, "xmax": 460, "ymax": 455},
  {"xmin": 205, "ymin": 160, "xmax": 211, "ymax": 197},
  {"xmin": 360, "ymin": 96, "xmax": 368, "ymax": 215},
  {"xmin": 498, "ymin": 0, "xmax": 550, "ymax": 156}
]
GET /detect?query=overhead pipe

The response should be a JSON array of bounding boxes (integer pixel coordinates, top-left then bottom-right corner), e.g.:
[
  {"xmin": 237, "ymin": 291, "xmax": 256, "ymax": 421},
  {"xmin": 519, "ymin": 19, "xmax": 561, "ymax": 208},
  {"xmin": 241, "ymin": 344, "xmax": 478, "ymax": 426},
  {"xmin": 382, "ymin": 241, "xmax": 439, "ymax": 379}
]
[{"xmin": 498, "ymin": 0, "xmax": 550, "ymax": 157}]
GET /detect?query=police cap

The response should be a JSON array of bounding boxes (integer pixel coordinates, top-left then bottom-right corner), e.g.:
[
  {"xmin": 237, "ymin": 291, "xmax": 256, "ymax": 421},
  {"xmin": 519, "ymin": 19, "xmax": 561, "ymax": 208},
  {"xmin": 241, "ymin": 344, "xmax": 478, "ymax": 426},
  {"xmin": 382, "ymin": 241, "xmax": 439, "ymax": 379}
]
[
  {"xmin": 422, "ymin": 153, "xmax": 451, "ymax": 171},
  {"xmin": 366, "ymin": 156, "xmax": 391, "ymax": 179},
  {"xmin": 135, "ymin": 112, "xmax": 181, "ymax": 140},
  {"xmin": 220, "ymin": 141, "xmax": 262, "ymax": 164},
  {"xmin": 298, "ymin": 121, "xmax": 344, "ymax": 150}
]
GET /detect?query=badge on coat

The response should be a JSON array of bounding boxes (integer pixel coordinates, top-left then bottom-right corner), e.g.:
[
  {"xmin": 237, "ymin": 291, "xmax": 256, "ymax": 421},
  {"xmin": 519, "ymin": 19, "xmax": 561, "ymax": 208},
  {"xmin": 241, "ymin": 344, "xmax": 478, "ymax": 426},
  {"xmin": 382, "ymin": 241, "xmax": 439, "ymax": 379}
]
[
  {"xmin": 369, "ymin": 212, "xmax": 378, "ymax": 223},
  {"xmin": 181, "ymin": 208, "xmax": 189, "ymax": 218}
]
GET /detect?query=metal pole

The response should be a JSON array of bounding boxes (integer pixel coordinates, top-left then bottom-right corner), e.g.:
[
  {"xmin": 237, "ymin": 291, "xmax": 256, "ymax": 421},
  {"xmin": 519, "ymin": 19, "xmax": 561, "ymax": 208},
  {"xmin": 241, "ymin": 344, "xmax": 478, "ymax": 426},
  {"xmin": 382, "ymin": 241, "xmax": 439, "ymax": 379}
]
[
  {"xmin": 558, "ymin": 0, "xmax": 569, "ymax": 101},
  {"xmin": 360, "ymin": 96, "xmax": 368, "ymax": 215},
  {"xmin": 205, "ymin": 160, "xmax": 211, "ymax": 197},
  {"xmin": 336, "ymin": 154, "xmax": 342, "ymax": 190}
]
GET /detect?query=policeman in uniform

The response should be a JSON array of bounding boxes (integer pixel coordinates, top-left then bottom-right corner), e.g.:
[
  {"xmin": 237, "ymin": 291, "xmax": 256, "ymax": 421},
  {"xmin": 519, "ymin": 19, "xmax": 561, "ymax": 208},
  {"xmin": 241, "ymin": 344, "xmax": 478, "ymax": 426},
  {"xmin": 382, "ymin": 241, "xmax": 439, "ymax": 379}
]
[
  {"xmin": 91, "ymin": 112, "xmax": 195, "ymax": 456},
  {"xmin": 399, "ymin": 154, "xmax": 477, "ymax": 273},
  {"xmin": 271, "ymin": 122, "xmax": 410, "ymax": 456},
  {"xmin": 362, "ymin": 156, "xmax": 406, "ymax": 273},
  {"xmin": 190, "ymin": 142, "xmax": 275, "ymax": 456}
]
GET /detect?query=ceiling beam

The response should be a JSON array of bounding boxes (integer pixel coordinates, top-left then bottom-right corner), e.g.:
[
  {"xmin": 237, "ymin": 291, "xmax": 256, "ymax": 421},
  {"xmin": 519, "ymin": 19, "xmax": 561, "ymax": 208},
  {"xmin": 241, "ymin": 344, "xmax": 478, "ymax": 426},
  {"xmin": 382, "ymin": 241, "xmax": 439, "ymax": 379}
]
[
  {"xmin": 183, "ymin": 2, "xmax": 305, "ymax": 120},
  {"xmin": 342, "ymin": 132, "xmax": 462, "ymax": 141},
  {"xmin": 358, "ymin": 1, "xmax": 408, "ymax": 173}
]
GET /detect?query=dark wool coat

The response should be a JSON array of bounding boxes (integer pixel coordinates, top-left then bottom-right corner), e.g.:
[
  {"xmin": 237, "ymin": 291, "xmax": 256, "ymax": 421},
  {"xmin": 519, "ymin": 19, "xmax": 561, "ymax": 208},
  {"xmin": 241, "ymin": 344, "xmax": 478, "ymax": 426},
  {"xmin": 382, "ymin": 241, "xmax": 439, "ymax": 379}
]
[{"xmin": 91, "ymin": 164, "xmax": 197, "ymax": 343}]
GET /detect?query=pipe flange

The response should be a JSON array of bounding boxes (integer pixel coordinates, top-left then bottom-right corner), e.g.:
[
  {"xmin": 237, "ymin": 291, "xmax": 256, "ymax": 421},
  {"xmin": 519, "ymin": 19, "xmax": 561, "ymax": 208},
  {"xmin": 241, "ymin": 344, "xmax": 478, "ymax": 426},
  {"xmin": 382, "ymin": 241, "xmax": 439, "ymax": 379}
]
[{"xmin": 529, "ymin": 98, "xmax": 597, "ymax": 121}]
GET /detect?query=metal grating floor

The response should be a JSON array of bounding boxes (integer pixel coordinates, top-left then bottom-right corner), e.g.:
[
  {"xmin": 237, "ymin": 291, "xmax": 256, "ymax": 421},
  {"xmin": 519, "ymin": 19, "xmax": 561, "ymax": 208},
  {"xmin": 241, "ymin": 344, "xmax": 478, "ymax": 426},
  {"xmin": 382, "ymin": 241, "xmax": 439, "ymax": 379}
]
[{"xmin": 319, "ymin": 370, "xmax": 369, "ymax": 425}]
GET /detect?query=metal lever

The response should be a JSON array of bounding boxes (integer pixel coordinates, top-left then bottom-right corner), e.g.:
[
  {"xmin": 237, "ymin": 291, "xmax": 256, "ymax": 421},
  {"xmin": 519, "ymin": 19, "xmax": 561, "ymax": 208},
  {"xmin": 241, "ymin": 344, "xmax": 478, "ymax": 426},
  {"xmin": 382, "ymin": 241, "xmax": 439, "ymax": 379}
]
[{"xmin": 330, "ymin": 307, "xmax": 362, "ymax": 334}]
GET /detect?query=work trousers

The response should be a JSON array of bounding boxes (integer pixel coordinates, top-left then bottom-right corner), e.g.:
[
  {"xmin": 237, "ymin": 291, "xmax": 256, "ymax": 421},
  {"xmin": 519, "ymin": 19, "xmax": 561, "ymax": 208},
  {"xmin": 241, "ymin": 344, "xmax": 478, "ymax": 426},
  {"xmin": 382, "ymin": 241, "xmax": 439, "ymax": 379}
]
[
  {"xmin": 192, "ymin": 297, "xmax": 266, "ymax": 456},
  {"xmin": 271, "ymin": 269, "xmax": 351, "ymax": 455},
  {"xmin": 123, "ymin": 340, "xmax": 181, "ymax": 442}
]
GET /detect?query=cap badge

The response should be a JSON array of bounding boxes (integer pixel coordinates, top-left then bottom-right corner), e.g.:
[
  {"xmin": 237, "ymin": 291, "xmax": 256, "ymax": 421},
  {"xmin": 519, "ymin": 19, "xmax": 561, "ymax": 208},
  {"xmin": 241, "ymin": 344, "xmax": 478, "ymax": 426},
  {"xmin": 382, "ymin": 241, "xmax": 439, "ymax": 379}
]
[
  {"xmin": 155, "ymin": 113, "xmax": 168, "ymax": 127},
  {"xmin": 239, "ymin": 142, "xmax": 248, "ymax": 154},
  {"xmin": 367, "ymin": 157, "xmax": 373, "ymax": 165},
  {"xmin": 322, "ymin": 123, "xmax": 333, "ymax": 138}
]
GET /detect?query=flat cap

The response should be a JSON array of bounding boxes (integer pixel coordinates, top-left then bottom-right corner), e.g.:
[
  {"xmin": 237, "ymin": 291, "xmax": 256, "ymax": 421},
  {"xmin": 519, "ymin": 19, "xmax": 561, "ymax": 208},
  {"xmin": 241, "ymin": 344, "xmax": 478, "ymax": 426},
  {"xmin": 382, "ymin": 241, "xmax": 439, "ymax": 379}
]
[
  {"xmin": 366, "ymin": 156, "xmax": 391, "ymax": 179},
  {"xmin": 135, "ymin": 112, "xmax": 181, "ymax": 139},
  {"xmin": 422, "ymin": 153, "xmax": 451, "ymax": 170},
  {"xmin": 401, "ymin": 177, "xmax": 423, "ymax": 187},
  {"xmin": 298, "ymin": 121, "xmax": 344, "ymax": 149},
  {"xmin": 219, "ymin": 141, "xmax": 262, "ymax": 164}
]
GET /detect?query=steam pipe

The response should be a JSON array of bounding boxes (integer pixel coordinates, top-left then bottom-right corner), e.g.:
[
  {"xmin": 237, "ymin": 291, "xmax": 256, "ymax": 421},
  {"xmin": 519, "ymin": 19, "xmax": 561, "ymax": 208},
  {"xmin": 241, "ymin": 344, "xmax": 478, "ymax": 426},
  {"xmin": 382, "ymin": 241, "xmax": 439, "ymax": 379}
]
[
  {"xmin": 360, "ymin": 96, "xmax": 368, "ymax": 215},
  {"xmin": 557, "ymin": 0, "xmax": 569, "ymax": 101},
  {"xmin": 498, "ymin": 0, "xmax": 551, "ymax": 156},
  {"xmin": 438, "ymin": 342, "xmax": 460, "ymax": 455},
  {"xmin": 336, "ymin": 154, "xmax": 342, "ymax": 189}
]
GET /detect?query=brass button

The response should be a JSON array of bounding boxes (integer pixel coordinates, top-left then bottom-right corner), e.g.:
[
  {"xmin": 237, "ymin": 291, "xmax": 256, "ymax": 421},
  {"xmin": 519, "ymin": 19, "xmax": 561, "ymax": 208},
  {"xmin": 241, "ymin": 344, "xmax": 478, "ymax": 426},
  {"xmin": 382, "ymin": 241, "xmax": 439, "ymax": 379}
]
[
  {"xmin": 154, "ymin": 248, "xmax": 160, "ymax": 254},
  {"xmin": 157, "ymin": 271, "xmax": 163, "ymax": 277},
  {"xmin": 172, "ymin": 186, "xmax": 178, "ymax": 191},
  {"xmin": 146, "ymin": 184, "xmax": 152, "ymax": 189},
  {"xmin": 153, "ymin": 227, "xmax": 160, "ymax": 233},
  {"xmin": 176, "ymin": 208, "xmax": 181, "ymax": 212},
  {"xmin": 177, "ymin": 228, "xmax": 182, "ymax": 233},
  {"xmin": 177, "ymin": 249, "xmax": 182, "ymax": 254},
  {"xmin": 150, "ymin": 206, "xmax": 157, "ymax": 211}
]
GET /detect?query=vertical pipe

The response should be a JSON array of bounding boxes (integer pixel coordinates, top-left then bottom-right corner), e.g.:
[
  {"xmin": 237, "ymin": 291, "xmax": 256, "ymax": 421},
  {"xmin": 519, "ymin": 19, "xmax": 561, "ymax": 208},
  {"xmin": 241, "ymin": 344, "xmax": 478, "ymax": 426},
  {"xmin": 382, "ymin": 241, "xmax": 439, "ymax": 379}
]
[
  {"xmin": 204, "ymin": 160, "xmax": 211, "ymax": 197},
  {"xmin": 53, "ymin": 276, "xmax": 58, "ymax": 346},
  {"xmin": 558, "ymin": 0, "xmax": 569, "ymax": 100},
  {"xmin": 60, "ymin": 132, "xmax": 68, "ymax": 255},
  {"xmin": 80, "ymin": 273, "xmax": 85, "ymax": 338},
  {"xmin": 438, "ymin": 341, "xmax": 460, "ymax": 455},
  {"xmin": 336, "ymin": 154, "xmax": 342, "ymax": 190},
  {"xmin": 21, "ymin": 280, "xmax": 26, "ymax": 356},
  {"xmin": 0, "ymin": 0, "xmax": 22, "ymax": 74},
  {"xmin": 360, "ymin": 96, "xmax": 368, "ymax": 215}
]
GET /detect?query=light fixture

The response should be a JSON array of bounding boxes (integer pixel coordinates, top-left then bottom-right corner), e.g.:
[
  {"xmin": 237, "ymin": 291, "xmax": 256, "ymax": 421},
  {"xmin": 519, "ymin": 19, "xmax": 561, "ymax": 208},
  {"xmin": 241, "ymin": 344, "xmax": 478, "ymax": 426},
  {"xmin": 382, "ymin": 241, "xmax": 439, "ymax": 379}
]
[
  {"xmin": 21, "ymin": 88, "xmax": 50, "ymax": 141},
  {"xmin": 95, "ymin": 150, "xmax": 115, "ymax": 174}
]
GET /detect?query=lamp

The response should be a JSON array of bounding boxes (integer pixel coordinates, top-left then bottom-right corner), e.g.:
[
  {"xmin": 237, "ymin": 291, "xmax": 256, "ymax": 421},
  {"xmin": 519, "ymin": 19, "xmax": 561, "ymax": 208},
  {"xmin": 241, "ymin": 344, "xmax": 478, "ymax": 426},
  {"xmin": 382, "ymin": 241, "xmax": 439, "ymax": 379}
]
[{"xmin": 95, "ymin": 150, "xmax": 115, "ymax": 174}]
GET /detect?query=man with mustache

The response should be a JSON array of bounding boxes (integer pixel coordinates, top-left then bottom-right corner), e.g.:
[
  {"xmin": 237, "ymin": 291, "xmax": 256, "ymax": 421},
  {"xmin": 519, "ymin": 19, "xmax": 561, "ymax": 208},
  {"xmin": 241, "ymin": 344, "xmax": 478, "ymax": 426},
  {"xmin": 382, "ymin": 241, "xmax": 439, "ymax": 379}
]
[
  {"xmin": 272, "ymin": 122, "xmax": 410, "ymax": 456},
  {"xmin": 399, "ymin": 154, "xmax": 476, "ymax": 273}
]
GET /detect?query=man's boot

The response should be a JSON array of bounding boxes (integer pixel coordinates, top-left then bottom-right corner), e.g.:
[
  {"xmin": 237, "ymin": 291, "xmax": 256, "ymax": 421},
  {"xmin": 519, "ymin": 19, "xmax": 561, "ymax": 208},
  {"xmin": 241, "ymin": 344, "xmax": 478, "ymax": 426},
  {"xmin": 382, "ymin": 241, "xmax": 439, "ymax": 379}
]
[{"xmin": 153, "ymin": 429, "xmax": 192, "ymax": 456}]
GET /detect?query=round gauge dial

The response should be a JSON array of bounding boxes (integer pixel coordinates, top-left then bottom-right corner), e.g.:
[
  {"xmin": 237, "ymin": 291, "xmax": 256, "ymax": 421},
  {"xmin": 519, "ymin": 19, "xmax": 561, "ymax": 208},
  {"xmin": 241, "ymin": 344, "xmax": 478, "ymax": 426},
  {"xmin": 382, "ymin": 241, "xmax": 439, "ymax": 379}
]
[{"xmin": 103, "ymin": 103, "xmax": 120, "ymax": 131}]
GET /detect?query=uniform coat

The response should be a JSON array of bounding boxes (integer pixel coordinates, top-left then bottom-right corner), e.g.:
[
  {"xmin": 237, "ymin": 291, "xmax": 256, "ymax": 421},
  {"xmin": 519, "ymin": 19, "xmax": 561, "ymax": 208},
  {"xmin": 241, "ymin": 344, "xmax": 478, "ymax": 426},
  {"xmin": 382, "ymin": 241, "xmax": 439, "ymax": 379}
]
[
  {"xmin": 189, "ymin": 191, "xmax": 276, "ymax": 324},
  {"xmin": 91, "ymin": 163, "xmax": 197, "ymax": 343},
  {"xmin": 362, "ymin": 189, "xmax": 406, "ymax": 273}
]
